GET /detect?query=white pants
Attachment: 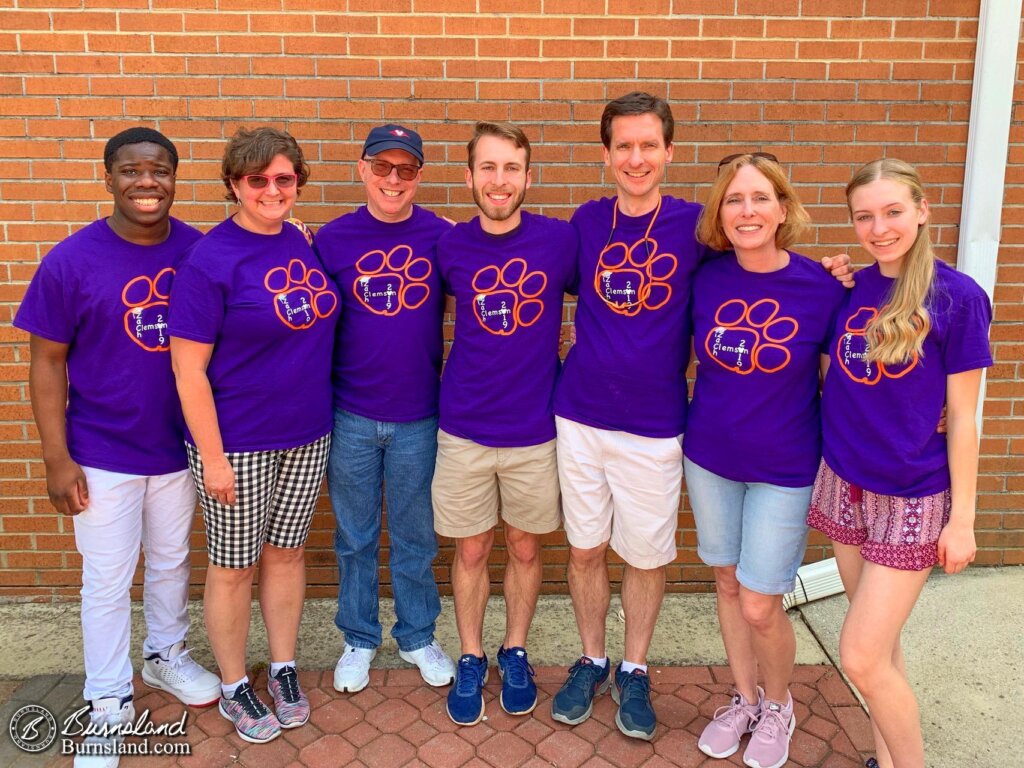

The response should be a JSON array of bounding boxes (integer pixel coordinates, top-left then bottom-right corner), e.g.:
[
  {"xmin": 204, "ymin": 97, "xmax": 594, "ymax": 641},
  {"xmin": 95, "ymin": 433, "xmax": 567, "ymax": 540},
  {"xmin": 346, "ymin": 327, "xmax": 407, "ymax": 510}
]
[{"xmin": 74, "ymin": 467, "xmax": 197, "ymax": 701}]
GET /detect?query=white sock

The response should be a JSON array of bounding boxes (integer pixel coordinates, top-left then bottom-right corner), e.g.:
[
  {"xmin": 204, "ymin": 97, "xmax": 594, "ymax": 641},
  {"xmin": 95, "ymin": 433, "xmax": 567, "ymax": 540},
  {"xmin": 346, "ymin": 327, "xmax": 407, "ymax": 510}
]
[
  {"xmin": 270, "ymin": 661, "xmax": 295, "ymax": 677},
  {"xmin": 221, "ymin": 676, "xmax": 248, "ymax": 699},
  {"xmin": 620, "ymin": 661, "xmax": 647, "ymax": 675},
  {"xmin": 584, "ymin": 655, "xmax": 608, "ymax": 668}
]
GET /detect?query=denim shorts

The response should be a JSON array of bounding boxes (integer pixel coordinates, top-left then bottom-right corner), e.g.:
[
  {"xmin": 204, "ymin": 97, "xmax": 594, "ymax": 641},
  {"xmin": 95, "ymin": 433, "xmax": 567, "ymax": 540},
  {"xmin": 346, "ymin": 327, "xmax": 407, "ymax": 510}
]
[{"xmin": 684, "ymin": 457, "xmax": 812, "ymax": 595}]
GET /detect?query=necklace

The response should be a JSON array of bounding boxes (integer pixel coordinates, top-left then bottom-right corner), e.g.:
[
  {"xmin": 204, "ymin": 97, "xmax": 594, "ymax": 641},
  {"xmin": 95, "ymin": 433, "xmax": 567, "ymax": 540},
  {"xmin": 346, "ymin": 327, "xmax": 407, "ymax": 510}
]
[{"xmin": 595, "ymin": 196, "xmax": 665, "ymax": 312}]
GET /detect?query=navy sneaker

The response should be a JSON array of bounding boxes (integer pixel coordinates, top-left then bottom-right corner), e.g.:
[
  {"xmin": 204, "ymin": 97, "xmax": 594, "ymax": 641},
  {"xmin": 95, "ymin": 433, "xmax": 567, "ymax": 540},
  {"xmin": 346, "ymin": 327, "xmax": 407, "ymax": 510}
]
[
  {"xmin": 610, "ymin": 664, "xmax": 656, "ymax": 741},
  {"xmin": 446, "ymin": 654, "xmax": 489, "ymax": 726},
  {"xmin": 551, "ymin": 656, "xmax": 610, "ymax": 725},
  {"xmin": 496, "ymin": 646, "xmax": 537, "ymax": 716}
]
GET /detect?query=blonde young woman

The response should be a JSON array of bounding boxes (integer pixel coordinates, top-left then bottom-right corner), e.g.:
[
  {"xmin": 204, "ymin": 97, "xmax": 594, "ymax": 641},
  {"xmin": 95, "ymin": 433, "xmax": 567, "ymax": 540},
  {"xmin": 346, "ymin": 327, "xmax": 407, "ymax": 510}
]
[
  {"xmin": 686, "ymin": 154, "xmax": 846, "ymax": 768},
  {"xmin": 808, "ymin": 159, "xmax": 992, "ymax": 768}
]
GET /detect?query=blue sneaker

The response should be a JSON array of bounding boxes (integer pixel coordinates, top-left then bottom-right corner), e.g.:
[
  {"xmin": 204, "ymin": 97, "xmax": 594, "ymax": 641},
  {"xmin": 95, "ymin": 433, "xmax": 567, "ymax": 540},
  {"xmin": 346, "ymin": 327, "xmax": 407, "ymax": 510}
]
[
  {"xmin": 610, "ymin": 664, "xmax": 656, "ymax": 741},
  {"xmin": 551, "ymin": 656, "xmax": 610, "ymax": 725},
  {"xmin": 446, "ymin": 654, "xmax": 488, "ymax": 726},
  {"xmin": 496, "ymin": 646, "xmax": 537, "ymax": 716}
]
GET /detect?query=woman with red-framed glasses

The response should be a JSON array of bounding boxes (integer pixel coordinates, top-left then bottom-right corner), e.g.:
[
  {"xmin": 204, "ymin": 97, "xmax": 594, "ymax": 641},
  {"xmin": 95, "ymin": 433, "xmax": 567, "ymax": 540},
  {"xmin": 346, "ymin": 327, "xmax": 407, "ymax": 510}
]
[{"xmin": 168, "ymin": 127, "xmax": 339, "ymax": 745}]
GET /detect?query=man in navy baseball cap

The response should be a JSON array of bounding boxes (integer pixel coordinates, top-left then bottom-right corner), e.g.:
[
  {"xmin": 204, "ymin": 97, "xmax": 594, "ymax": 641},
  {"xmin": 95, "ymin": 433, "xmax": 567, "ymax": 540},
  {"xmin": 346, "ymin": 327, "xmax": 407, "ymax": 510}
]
[
  {"xmin": 362, "ymin": 124, "xmax": 424, "ymax": 164},
  {"xmin": 317, "ymin": 123, "xmax": 456, "ymax": 696}
]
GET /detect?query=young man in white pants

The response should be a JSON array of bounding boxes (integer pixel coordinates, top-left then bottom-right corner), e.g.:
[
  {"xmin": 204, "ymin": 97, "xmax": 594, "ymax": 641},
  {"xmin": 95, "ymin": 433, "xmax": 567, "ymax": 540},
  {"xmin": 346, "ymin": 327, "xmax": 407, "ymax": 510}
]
[{"xmin": 15, "ymin": 127, "xmax": 219, "ymax": 767}]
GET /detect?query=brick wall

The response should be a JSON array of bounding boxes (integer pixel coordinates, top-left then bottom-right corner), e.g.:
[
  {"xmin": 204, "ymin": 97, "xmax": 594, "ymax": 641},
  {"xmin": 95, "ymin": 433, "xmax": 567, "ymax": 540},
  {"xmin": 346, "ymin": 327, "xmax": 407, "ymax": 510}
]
[{"xmin": 1, "ymin": 1, "xmax": 1021, "ymax": 600}]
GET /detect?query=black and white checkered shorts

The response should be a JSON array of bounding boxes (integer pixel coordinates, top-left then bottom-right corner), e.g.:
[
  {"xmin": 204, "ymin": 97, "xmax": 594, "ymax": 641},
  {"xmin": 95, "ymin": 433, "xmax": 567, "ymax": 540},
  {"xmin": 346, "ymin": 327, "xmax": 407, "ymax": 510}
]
[{"xmin": 186, "ymin": 433, "xmax": 330, "ymax": 569}]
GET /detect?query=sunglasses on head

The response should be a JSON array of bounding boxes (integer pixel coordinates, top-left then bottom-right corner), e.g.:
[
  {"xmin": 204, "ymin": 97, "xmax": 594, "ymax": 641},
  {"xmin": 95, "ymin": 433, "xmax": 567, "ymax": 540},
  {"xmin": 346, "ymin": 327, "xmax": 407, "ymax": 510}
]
[
  {"xmin": 241, "ymin": 173, "xmax": 298, "ymax": 189},
  {"xmin": 364, "ymin": 158, "xmax": 421, "ymax": 181},
  {"xmin": 717, "ymin": 152, "xmax": 779, "ymax": 169}
]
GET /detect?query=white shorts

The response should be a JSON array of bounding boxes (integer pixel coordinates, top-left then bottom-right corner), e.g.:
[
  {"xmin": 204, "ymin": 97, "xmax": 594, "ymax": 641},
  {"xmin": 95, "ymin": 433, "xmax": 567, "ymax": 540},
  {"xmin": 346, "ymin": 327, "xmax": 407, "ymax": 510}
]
[{"xmin": 556, "ymin": 416, "xmax": 683, "ymax": 569}]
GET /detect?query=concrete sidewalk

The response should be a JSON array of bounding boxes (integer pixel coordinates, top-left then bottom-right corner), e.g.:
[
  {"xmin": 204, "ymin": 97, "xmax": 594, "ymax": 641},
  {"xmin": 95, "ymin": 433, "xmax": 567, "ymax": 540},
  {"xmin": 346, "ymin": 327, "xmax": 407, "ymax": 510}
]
[{"xmin": 0, "ymin": 567, "xmax": 1018, "ymax": 767}]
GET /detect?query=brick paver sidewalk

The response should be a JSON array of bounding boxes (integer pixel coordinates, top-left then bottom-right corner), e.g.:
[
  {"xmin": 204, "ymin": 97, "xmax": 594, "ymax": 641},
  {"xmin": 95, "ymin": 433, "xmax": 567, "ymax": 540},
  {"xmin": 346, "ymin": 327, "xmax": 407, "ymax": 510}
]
[{"xmin": 31, "ymin": 665, "xmax": 872, "ymax": 767}]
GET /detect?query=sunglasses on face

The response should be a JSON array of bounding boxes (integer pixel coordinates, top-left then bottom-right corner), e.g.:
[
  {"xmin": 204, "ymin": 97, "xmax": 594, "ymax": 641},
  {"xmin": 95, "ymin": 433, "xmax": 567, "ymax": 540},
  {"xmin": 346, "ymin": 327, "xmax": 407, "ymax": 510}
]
[
  {"xmin": 717, "ymin": 152, "xmax": 779, "ymax": 169},
  {"xmin": 240, "ymin": 173, "xmax": 298, "ymax": 189},
  {"xmin": 364, "ymin": 158, "xmax": 421, "ymax": 181}
]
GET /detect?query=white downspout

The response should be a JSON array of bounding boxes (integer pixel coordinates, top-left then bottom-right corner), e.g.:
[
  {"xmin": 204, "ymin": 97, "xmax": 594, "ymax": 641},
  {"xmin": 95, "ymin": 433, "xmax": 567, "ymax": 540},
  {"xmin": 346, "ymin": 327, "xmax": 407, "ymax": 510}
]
[
  {"xmin": 786, "ymin": 7, "xmax": 1021, "ymax": 607},
  {"xmin": 957, "ymin": 0, "xmax": 1022, "ymax": 431}
]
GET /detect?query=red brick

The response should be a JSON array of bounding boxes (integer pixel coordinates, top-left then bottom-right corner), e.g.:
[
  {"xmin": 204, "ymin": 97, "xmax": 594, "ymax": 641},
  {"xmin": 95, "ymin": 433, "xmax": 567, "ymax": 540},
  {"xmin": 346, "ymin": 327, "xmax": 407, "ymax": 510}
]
[{"xmin": 0, "ymin": 0, "xmax": 1019, "ymax": 588}]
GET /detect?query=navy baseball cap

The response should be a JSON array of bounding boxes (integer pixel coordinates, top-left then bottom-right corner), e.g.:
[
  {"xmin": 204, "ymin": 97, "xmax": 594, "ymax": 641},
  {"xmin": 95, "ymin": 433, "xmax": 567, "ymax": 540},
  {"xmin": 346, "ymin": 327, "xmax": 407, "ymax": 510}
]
[{"xmin": 362, "ymin": 124, "xmax": 424, "ymax": 164}]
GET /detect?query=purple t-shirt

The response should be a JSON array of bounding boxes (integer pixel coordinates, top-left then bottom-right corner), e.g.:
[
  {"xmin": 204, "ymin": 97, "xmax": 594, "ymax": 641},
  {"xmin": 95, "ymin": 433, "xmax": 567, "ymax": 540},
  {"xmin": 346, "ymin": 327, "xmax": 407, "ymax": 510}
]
[
  {"xmin": 438, "ymin": 211, "xmax": 578, "ymax": 447},
  {"xmin": 822, "ymin": 261, "xmax": 993, "ymax": 497},
  {"xmin": 316, "ymin": 205, "xmax": 450, "ymax": 422},
  {"xmin": 14, "ymin": 218, "xmax": 201, "ymax": 475},
  {"xmin": 168, "ymin": 217, "xmax": 339, "ymax": 452},
  {"xmin": 684, "ymin": 252, "xmax": 846, "ymax": 487},
  {"xmin": 554, "ymin": 195, "xmax": 707, "ymax": 438}
]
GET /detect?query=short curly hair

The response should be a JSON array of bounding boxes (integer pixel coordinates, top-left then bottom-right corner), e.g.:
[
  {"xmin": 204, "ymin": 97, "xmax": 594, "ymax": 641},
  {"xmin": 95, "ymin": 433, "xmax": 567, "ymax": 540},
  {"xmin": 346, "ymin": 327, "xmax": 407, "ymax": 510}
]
[{"xmin": 221, "ymin": 127, "xmax": 310, "ymax": 203}]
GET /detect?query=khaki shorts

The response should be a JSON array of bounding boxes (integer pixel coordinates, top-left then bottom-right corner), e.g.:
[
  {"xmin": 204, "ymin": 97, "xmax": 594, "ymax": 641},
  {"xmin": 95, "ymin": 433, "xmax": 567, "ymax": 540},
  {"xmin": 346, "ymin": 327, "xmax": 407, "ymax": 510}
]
[
  {"xmin": 556, "ymin": 416, "xmax": 683, "ymax": 569},
  {"xmin": 432, "ymin": 430, "xmax": 561, "ymax": 538}
]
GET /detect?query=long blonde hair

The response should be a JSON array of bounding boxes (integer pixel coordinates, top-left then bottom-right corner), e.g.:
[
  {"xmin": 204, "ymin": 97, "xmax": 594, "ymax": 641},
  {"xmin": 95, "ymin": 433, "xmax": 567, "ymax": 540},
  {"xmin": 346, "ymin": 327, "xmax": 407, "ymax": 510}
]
[{"xmin": 846, "ymin": 159, "xmax": 934, "ymax": 365}]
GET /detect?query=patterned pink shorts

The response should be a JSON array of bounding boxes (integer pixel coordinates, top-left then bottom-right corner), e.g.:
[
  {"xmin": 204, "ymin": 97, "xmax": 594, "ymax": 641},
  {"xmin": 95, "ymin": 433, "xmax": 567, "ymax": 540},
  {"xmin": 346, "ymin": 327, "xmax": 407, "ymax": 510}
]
[{"xmin": 806, "ymin": 459, "xmax": 951, "ymax": 571}]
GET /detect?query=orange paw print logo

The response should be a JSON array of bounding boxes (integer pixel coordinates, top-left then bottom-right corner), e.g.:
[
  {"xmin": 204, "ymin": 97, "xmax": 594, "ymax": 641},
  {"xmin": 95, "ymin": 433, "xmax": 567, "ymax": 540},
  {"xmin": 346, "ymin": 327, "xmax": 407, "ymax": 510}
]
[
  {"xmin": 353, "ymin": 245, "xmax": 432, "ymax": 316},
  {"xmin": 122, "ymin": 268, "xmax": 174, "ymax": 352},
  {"xmin": 705, "ymin": 298, "xmax": 798, "ymax": 375},
  {"xmin": 264, "ymin": 259, "xmax": 338, "ymax": 329},
  {"xmin": 472, "ymin": 257, "xmax": 546, "ymax": 336},
  {"xmin": 594, "ymin": 237, "xmax": 677, "ymax": 317},
  {"xmin": 835, "ymin": 307, "xmax": 918, "ymax": 385}
]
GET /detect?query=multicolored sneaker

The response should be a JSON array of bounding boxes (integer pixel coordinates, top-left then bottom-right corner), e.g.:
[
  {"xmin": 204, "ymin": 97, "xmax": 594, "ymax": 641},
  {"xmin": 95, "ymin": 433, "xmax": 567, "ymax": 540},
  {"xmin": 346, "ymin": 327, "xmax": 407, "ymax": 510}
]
[
  {"xmin": 446, "ymin": 653, "xmax": 489, "ymax": 726},
  {"xmin": 743, "ymin": 694, "xmax": 795, "ymax": 768},
  {"xmin": 218, "ymin": 682, "xmax": 281, "ymax": 744},
  {"xmin": 551, "ymin": 656, "xmax": 610, "ymax": 725},
  {"xmin": 610, "ymin": 665, "xmax": 656, "ymax": 741},
  {"xmin": 496, "ymin": 646, "xmax": 537, "ymax": 716},
  {"xmin": 268, "ymin": 666, "xmax": 309, "ymax": 728},
  {"xmin": 142, "ymin": 641, "xmax": 220, "ymax": 707},
  {"xmin": 697, "ymin": 687, "xmax": 761, "ymax": 758}
]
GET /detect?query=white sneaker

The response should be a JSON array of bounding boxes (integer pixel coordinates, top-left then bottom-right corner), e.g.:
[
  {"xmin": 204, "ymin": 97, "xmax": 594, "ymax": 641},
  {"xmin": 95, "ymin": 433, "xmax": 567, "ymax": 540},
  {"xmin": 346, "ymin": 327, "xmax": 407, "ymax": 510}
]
[
  {"xmin": 334, "ymin": 644, "xmax": 376, "ymax": 692},
  {"xmin": 399, "ymin": 640, "xmax": 456, "ymax": 687},
  {"xmin": 73, "ymin": 695, "xmax": 135, "ymax": 768},
  {"xmin": 142, "ymin": 640, "xmax": 220, "ymax": 707}
]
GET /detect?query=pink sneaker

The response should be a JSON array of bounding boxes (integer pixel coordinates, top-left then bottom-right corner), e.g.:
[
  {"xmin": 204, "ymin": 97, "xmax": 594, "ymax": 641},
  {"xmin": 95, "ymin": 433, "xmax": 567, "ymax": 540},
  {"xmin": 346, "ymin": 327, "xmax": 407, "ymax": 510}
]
[
  {"xmin": 743, "ymin": 695, "xmax": 795, "ymax": 768},
  {"xmin": 697, "ymin": 687, "xmax": 761, "ymax": 758}
]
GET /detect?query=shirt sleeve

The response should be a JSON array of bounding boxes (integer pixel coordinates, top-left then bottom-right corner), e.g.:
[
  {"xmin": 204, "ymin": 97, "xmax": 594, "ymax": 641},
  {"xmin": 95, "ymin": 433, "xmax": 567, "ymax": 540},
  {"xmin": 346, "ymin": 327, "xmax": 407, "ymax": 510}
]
[
  {"xmin": 566, "ymin": 213, "xmax": 586, "ymax": 296},
  {"xmin": 820, "ymin": 281, "xmax": 850, "ymax": 354},
  {"xmin": 13, "ymin": 255, "xmax": 76, "ymax": 343},
  {"xmin": 436, "ymin": 230, "xmax": 455, "ymax": 295},
  {"xmin": 942, "ymin": 286, "xmax": 993, "ymax": 375},
  {"xmin": 167, "ymin": 253, "xmax": 226, "ymax": 344}
]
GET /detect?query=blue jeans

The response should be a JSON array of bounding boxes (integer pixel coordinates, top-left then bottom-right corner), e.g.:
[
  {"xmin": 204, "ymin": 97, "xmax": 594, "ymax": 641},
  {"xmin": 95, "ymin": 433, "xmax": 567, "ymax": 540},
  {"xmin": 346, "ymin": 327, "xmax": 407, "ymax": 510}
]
[{"xmin": 329, "ymin": 409, "xmax": 441, "ymax": 652}]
